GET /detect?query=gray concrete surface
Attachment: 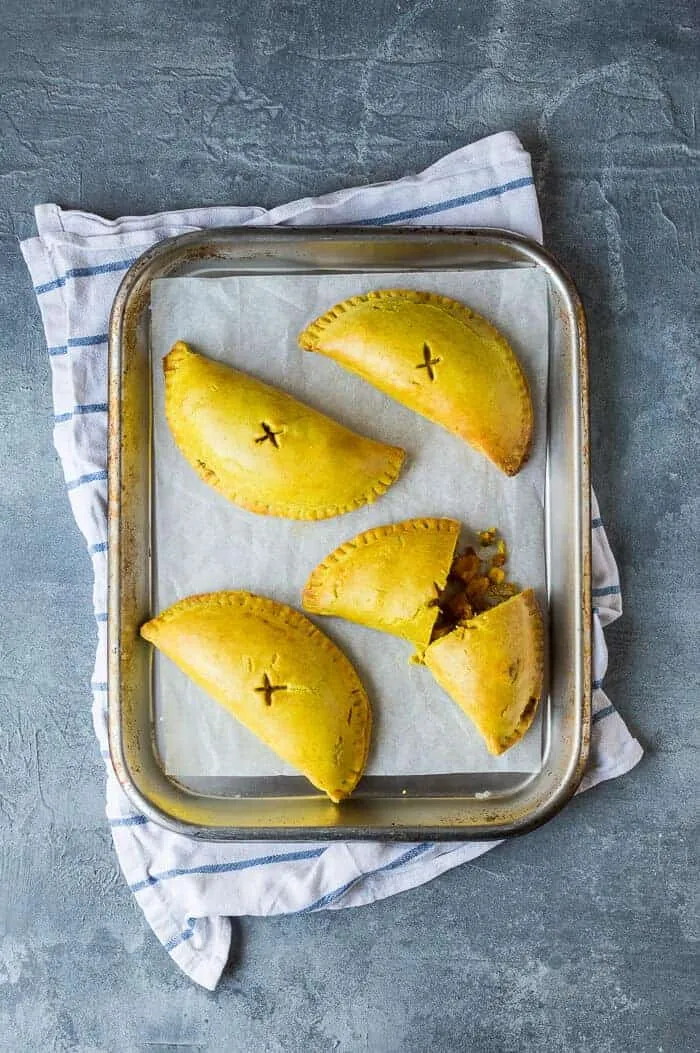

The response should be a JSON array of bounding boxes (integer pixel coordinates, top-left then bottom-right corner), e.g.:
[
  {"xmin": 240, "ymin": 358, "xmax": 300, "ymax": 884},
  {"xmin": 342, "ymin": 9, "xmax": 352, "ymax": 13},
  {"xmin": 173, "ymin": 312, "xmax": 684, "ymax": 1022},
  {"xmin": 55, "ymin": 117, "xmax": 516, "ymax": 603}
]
[{"xmin": 0, "ymin": 1, "xmax": 698, "ymax": 1050}]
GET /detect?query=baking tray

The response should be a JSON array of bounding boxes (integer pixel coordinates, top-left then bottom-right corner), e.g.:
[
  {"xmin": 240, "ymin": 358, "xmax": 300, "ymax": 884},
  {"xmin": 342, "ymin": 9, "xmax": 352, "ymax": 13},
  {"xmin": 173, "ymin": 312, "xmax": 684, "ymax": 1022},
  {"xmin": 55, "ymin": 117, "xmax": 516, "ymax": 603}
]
[{"xmin": 107, "ymin": 227, "xmax": 590, "ymax": 841}]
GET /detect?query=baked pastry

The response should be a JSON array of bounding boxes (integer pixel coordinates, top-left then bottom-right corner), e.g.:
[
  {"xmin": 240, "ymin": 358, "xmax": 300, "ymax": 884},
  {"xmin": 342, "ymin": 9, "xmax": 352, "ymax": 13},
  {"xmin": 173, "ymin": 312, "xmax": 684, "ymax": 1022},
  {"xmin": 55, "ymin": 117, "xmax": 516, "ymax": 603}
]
[
  {"xmin": 302, "ymin": 518, "xmax": 460, "ymax": 649},
  {"xmin": 163, "ymin": 341, "xmax": 405, "ymax": 519},
  {"xmin": 302, "ymin": 522, "xmax": 539, "ymax": 753},
  {"xmin": 141, "ymin": 591, "xmax": 371, "ymax": 802},
  {"xmin": 423, "ymin": 588, "xmax": 544, "ymax": 755},
  {"xmin": 299, "ymin": 289, "xmax": 533, "ymax": 476}
]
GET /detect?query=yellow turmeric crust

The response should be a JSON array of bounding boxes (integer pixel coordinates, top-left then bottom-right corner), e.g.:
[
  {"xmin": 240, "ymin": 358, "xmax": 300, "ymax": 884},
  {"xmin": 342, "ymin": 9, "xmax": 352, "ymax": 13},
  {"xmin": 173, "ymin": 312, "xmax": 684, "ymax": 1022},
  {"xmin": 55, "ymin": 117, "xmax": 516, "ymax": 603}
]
[
  {"xmin": 299, "ymin": 289, "xmax": 532, "ymax": 476},
  {"xmin": 164, "ymin": 341, "xmax": 405, "ymax": 519},
  {"xmin": 302, "ymin": 518, "xmax": 460, "ymax": 649},
  {"xmin": 423, "ymin": 588, "xmax": 544, "ymax": 755},
  {"xmin": 141, "ymin": 591, "xmax": 371, "ymax": 801}
]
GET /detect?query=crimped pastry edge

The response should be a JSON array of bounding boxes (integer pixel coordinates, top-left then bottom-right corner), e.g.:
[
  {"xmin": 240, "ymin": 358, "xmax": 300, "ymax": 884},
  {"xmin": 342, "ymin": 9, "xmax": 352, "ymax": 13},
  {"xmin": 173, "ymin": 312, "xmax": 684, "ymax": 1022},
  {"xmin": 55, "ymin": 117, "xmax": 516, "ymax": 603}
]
[
  {"xmin": 140, "ymin": 590, "xmax": 372, "ymax": 800},
  {"xmin": 163, "ymin": 341, "xmax": 405, "ymax": 519},
  {"xmin": 303, "ymin": 516, "xmax": 460, "ymax": 599},
  {"xmin": 298, "ymin": 289, "xmax": 533, "ymax": 475}
]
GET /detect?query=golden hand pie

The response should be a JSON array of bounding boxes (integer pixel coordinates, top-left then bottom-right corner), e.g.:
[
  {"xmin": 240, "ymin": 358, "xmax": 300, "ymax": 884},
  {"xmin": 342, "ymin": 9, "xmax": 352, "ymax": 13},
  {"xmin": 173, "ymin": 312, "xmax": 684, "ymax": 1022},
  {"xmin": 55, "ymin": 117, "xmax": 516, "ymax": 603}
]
[
  {"xmin": 299, "ymin": 289, "xmax": 533, "ymax": 476},
  {"xmin": 423, "ymin": 588, "xmax": 544, "ymax": 755},
  {"xmin": 141, "ymin": 591, "xmax": 371, "ymax": 802},
  {"xmin": 163, "ymin": 341, "xmax": 405, "ymax": 519},
  {"xmin": 302, "ymin": 518, "xmax": 460, "ymax": 649}
]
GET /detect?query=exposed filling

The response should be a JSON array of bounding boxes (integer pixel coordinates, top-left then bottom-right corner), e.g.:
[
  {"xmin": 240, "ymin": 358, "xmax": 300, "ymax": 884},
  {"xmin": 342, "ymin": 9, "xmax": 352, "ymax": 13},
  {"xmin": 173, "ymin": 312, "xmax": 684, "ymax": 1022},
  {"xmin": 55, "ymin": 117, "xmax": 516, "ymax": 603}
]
[{"xmin": 431, "ymin": 528, "xmax": 518, "ymax": 642}]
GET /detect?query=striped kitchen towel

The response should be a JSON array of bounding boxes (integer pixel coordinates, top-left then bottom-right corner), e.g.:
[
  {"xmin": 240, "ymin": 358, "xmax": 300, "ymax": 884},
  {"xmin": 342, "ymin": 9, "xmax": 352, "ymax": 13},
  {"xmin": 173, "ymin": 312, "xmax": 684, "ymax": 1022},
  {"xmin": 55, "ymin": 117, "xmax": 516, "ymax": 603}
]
[{"xmin": 21, "ymin": 130, "xmax": 642, "ymax": 990}]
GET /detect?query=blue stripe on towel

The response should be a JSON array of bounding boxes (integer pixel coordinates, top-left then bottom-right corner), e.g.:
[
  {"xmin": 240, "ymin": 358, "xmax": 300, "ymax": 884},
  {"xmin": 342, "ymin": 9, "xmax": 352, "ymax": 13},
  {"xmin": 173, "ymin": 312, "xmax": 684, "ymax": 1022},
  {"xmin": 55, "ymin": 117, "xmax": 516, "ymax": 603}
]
[
  {"xmin": 163, "ymin": 919, "xmax": 198, "ymax": 952},
  {"xmin": 55, "ymin": 402, "xmax": 108, "ymax": 423},
  {"xmin": 88, "ymin": 541, "xmax": 108, "ymax": 555},
  {"xmin": 49, "ymin": 335, "xmax": 108, "ymax": 353},
  {"xmin": 592, "ymin": 584, "xmax": 621, "ymax": 598},
  {"xmin": 359, "ymin": 176, "xmax": 535, "ymax": 226},
  {"xmin": 109, "ymin": 815, "xmax": 149, "ymax": 828},
  {"xmin": 301, "ymin": 842, "xmax": 434, "ymax": 913},
  {"xmin": 68, "ymin": 333, "xmax": 109, "ymax": 347},
  {"xmin": 130, "ymin": 847, "xmax": 327, "ymax": 893},
  {"xmin": 592, "ymin": 705, "xmax": 615, "ymax": 725},
  {"xmin": 75, "ymin": 401, "xmax": 108, "ymax": 415},
  {"xmin": 66, "ymin": 469, "xmax": 108, "ymax": 491},
  {"xmin": 34, "ymin": 258, "xmax": 137, "ymax": 295}
]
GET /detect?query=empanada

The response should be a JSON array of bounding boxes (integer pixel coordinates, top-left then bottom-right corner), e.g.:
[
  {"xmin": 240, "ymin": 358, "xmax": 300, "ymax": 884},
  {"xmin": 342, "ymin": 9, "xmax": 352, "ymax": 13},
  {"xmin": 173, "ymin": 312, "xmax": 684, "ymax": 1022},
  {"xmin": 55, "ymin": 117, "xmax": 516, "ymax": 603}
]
[
  {"xmin": 299, "ymin": 289, "xmax": 532, "ymax": 476},
  {"xmin": 302, "ymin": 518, "xmax": 460, "ymax": 648},
  {"xmin": 141, "ymin": 591, "xmax": 371, "ymax": 801},
  {"xmin": 423, "ymin": 588, "xmax": 544, "ymax": 755},
  {"xmin": 163, "ymin": 341, "xmax": 405, "ymax": 519}
]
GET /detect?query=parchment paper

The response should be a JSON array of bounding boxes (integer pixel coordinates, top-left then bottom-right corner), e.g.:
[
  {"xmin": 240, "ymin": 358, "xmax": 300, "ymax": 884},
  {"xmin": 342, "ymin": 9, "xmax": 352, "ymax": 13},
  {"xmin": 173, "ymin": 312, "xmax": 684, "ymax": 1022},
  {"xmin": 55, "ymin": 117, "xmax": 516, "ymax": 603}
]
[{"xmin": 150, "ymin": 269, "xmax": 548, "ymax": 778}]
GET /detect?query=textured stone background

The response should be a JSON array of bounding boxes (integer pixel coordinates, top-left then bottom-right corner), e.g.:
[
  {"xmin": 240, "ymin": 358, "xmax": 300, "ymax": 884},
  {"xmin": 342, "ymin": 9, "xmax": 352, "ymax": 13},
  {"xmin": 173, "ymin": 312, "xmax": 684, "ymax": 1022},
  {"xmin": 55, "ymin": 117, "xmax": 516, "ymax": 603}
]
[{"xmin": 0, "ymin": 1, "xmax": 698, "ymax": 1050}]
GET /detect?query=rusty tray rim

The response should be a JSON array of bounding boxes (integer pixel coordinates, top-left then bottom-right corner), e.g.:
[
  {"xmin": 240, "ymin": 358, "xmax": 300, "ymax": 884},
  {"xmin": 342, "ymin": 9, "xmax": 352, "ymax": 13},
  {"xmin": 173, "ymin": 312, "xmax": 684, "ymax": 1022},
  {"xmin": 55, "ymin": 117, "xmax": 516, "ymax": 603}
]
[{"xmin": 107, "ymin": 225, "xmax": 591, "ymax": 842}]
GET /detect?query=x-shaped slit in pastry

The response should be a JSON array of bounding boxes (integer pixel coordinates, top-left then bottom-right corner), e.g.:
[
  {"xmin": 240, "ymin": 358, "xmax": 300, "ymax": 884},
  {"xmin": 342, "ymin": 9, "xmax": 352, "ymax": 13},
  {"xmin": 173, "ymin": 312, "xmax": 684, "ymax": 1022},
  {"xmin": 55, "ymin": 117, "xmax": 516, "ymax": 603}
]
[
  {"xmin": 255, "ymin": 672, "xmax": 287, "ymax": 706},
  {"xmin": 255, "ymin": 422, "xmax": 282, "ymax": 448},
  {"xmin": 416, "ymin": 342, "xmax": 441, "ymax": 381}
]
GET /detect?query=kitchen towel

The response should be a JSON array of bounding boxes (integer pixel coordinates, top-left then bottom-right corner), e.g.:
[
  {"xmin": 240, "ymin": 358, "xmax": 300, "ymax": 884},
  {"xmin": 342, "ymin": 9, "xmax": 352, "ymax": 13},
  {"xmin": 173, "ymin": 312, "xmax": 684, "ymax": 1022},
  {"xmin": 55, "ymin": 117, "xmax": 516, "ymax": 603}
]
[{"xmin": 21, "ymin": 130, "xmax": 643, "ymax": 990}]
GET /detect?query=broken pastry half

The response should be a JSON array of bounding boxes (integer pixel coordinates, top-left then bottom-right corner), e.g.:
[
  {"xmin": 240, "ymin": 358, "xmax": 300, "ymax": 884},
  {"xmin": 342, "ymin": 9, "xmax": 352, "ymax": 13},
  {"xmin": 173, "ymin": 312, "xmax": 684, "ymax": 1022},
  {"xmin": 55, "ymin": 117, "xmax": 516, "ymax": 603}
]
[
  {"xmin": 302, "ymin": 517, "xmax": 461, "ymax": 649},
  {"xmin": 303, "ymin": 522, "xmax": 544, "ymax": 754},
  {"xmin": 423, "ymin": 588, "xmax": 544, "ymax": 756},
  {"xmin": 140, "ymin": 591, "xmax": 371, "ymax": 802},
  {"xmin": 298, "ymin": 289, "xmax": 533, "ymax": 476},
  {"xmin": 163, "ymin": 341, "xmax": 405, "ymax": 519}
]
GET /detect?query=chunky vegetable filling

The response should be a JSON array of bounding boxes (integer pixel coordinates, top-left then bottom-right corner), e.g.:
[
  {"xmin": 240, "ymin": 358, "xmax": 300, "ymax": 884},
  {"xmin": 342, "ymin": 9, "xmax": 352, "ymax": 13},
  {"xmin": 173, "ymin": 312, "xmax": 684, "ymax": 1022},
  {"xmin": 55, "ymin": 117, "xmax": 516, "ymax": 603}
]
[{"xmin": 431, "ymin": 529, "xmax": 518, "ymax": 641}]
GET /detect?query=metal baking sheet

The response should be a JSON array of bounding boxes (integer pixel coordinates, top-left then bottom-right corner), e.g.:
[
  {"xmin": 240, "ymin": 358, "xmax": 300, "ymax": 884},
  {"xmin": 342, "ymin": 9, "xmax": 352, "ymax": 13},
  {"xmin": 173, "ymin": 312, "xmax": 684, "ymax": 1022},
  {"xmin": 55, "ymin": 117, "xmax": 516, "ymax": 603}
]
[
  {"xmin": 107, "ymin": 227, "xmax": 591, "ymax": 841},
  {"xmin": 151, "ymin": 268, "xmax": 548, "ymax": 780}
]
